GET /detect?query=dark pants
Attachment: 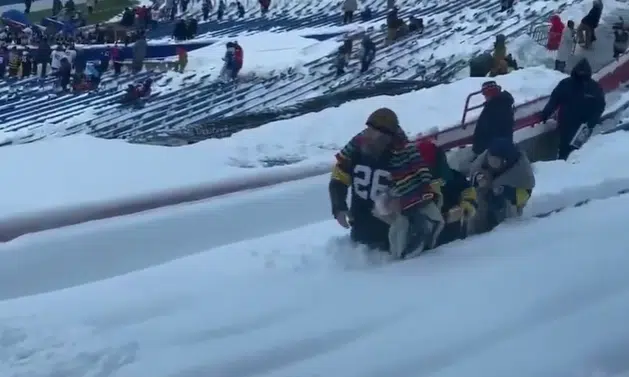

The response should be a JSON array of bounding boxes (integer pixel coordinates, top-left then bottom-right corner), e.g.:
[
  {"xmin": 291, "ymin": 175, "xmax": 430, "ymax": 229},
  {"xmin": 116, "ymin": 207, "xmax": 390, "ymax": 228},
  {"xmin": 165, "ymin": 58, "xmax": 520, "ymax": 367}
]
[
  {"xmin": 343, "ymin": 11, "xmax": 353, "ymax": 24},
  {"xmin": 361, "ymin": 54, "xmax": 374, "ymax": 73},
  {"xmin": 558, "ymin": 135, "xmax": 577, "ymax": 160},
  {"xmin": 554, "ymin": 59, "xmax": 566, "ymax": 73}
]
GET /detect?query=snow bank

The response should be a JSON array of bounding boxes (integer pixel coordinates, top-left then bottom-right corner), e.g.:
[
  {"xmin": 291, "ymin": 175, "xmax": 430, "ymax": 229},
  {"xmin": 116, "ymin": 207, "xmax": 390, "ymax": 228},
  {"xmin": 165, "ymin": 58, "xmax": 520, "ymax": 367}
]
[{"xmin": 156, "ymin": 32, "xmax": 339, "ymax": 89}]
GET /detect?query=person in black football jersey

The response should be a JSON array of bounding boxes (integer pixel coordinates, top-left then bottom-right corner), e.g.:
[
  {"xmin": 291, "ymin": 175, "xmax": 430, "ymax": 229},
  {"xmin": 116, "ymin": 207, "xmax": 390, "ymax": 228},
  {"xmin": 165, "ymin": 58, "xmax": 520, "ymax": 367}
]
[{"xmin": 329, "ymin": 108, "xmax": 443, "ymax": 258}]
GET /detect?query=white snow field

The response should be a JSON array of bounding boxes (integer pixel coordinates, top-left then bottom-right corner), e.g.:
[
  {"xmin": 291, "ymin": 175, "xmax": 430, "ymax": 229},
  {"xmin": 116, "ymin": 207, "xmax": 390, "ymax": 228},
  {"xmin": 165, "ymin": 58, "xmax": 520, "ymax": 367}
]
[
  {"xmin": 2, "ymin": 130, "xmax": 629, "ymax": 296},
  {"xmin": 0, "ymin": 66, "xmax": 571, "ymax": 216},
  {"xmin": 2, "ymin": 136, "xmax": 629, "ymax": 376}
]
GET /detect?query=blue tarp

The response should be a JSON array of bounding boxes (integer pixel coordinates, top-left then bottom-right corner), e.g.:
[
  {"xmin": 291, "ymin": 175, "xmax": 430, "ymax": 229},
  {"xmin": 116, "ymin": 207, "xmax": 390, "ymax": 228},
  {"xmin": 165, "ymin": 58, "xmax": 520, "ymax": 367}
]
[
  {"xmin": 0, "ymin": 0, "xmax": 21, "ymax": 7},
  {"xmin": 1, "ymin": 9, "xmax": 31, "ymax": 27},
  {"xmin": 40, "ymin": 17, "xmax": 77, "ymax": 34},
  {"xmin": 78, "ymin": 40, "xmax": 215, "ymax": 61}
]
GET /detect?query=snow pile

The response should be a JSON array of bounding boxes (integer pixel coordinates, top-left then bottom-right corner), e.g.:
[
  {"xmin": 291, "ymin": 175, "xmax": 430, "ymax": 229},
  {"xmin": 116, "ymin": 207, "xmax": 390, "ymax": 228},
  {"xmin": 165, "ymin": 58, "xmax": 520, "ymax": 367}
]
[
  {"xmin": 2, "ymin": 131, "xmax": 629, "ymax": 376},
  {"xmin": 155, "ymin": 32, "xmax": 339, "ymax": 90}
]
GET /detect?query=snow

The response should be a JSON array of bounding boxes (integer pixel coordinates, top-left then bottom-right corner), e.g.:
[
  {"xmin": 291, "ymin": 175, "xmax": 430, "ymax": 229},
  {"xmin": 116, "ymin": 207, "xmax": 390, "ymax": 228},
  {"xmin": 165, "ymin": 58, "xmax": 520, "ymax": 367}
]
[
  {"xmin": 2, "ymin": 130, "xmax": 629, "ymax": 296},
  {"xmin": 2, "ymin": 131, "xmax": 629, "ymax": 376},
  {"xmin": 155, "ymin": 32, "xmax": 339, "ymax": 89}
]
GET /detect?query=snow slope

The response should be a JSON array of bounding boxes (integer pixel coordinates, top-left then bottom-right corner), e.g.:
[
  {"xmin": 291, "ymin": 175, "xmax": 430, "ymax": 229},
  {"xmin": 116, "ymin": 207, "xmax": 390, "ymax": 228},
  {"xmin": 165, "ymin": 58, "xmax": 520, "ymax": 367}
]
[
  {"xmin": 0, "ymin": 67, "xmax": 570, "ymax": 216},
  {"xmin": 2, "ymin": 164, "xmax": 629, "ymax": 376},
  {"xmin": 2, "ymin": 131, "xmax": 629, "ymax": 300},
  {"xmin": 156, "ymin": 32, "xmax": 339, "ymax": 90}
]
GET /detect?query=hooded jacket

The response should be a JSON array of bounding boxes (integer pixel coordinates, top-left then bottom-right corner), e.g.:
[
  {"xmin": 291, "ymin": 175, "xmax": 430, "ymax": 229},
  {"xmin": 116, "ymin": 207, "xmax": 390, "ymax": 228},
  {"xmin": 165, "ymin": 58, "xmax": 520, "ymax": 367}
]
[
  {"xmin": 547, "ymin": 15, "xmax": 564, "ymax": 50},
  {"xmin": 469, "ymin": 142, "xmax": 535, "ymax": 209},
  {"xmin": 540, "ymin": 59, "xmax": 605, "ymax": 138},
  {"xmin": 472, "ymin": 85, "xmax": 515, "ymax": 155}
]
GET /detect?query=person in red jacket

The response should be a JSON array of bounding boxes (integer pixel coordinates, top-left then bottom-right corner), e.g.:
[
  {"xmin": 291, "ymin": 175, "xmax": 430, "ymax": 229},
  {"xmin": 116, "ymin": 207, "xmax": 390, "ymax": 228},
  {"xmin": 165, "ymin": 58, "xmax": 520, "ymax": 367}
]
[
  {"xmin": 547, "ymin": 14, "xmax": 565, "ymax": 50},
  {"xmin": 233, "ymin": 41, "xmax": 243, "ymax": 78}
]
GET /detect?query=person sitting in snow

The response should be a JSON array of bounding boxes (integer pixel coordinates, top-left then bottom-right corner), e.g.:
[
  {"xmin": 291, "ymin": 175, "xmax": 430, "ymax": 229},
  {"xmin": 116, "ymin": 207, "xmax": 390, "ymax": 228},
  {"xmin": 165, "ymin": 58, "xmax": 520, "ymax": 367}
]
[
  {"xmin": 121, "ymin": 78, "xmax": 153, "ymax": 105},
  {"xmin": 73, "ymin": 62, "xmax": 101, "ymax": 92},
  {"xmin": 408, "ymin": 16, "xmax": 424, "ymax": 34},
  {"xmin": 361, "ymin": 6, "xmax": 372, "ymax": 21}
]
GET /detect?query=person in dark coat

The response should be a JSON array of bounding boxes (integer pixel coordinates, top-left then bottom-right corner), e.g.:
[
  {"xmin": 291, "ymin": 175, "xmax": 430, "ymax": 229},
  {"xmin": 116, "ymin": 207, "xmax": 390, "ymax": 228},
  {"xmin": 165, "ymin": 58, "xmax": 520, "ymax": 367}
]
[
  {"xmin": 37, "ymin": 40, "xmax": 51, "ymax": 78},
  {"xmin": 578, "ymin": 0, "xmax": 603, "ymax": 48},
  {"xmin": 360, "ymin": 35, "xmax": 376, "ymax": 73},
  {"xmin": 471, "ymin": 80, "xmax": 515, "ymax": 156},
  {"xmin": 539, "ymin": 58, "xmax": 605, "ymax": 160}
]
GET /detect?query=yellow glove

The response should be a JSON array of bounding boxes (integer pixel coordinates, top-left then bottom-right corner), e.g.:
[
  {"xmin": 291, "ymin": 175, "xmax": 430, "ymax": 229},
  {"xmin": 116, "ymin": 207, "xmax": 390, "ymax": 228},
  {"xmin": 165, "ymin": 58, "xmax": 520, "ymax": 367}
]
[
  {"xmin": 460, "ymin": 199, "xmax": 477, "ymax": 219},
  {"xmin": 446, "ymin": 206, "xmax": 464, "ymax": 223}
]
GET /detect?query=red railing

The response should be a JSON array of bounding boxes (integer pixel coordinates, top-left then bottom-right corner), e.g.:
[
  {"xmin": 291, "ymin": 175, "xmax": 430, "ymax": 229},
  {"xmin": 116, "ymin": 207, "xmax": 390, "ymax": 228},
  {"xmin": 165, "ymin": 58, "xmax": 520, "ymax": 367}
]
[{"xmin": 460, "ymin": 90, "xmax": 485, "ymax": 128}]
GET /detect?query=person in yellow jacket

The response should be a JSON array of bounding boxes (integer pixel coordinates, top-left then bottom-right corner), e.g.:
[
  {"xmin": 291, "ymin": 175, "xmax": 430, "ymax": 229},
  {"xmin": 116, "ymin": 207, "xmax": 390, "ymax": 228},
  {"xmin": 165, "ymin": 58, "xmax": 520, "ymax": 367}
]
[{"xmin": 8, "ymin": 47, "xmax": 21, "ymax": 77}]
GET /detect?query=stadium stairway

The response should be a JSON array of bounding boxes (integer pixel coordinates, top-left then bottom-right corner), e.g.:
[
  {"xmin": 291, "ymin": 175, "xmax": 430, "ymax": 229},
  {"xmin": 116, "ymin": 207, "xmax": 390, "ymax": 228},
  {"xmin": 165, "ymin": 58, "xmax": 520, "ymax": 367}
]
[{"xmin": 0, "ymin": 0, "xmax": 585, "ymax": 145}]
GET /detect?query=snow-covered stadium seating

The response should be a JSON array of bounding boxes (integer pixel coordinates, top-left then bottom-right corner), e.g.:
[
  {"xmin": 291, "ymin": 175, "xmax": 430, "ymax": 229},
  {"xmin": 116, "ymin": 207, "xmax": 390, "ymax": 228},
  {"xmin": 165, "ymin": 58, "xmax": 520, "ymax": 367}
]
[{"xmin": 0, "ymin": 0, "xmax": 585, "ymax": 146}]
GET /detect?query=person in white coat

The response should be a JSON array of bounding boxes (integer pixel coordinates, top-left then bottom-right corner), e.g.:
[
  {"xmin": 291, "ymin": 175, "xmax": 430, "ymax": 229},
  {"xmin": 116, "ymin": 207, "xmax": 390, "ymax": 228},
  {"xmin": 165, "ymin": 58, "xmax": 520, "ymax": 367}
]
[
  {"xmin": 50, "ymin": 46, "xmax": 66, "ymax": 72},
  {"xmin": 556, "ymin": 20, "xmax": 576, "ymax": 72}
]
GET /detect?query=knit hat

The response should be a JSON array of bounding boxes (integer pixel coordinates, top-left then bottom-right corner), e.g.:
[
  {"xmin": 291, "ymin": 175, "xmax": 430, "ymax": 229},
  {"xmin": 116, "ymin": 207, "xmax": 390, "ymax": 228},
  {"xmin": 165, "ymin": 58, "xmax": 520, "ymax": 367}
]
[
  {"xmin": 481, "ymin": 80, "xmax": 501, "ymax": 97},
  {"xmin": 366, "ymin": 108, "xmax": 404, "ymax": 138},
  {"xmin": 417, "ymin": 140, "xmax": 452, "ymax": 182}
]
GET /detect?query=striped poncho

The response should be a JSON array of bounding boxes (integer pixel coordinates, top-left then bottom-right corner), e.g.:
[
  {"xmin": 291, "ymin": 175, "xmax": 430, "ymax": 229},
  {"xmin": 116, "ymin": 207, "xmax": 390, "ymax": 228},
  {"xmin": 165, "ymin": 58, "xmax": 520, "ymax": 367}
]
[{"xmin": 389, "ymin": 141, "xmax": 436, "ymax": 211}]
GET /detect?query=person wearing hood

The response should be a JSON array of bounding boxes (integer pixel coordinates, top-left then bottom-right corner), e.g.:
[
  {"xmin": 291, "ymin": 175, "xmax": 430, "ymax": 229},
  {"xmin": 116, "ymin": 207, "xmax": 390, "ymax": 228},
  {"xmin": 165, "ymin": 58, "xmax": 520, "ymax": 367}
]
[
  {"xmin": 539, "ymin": 58, "xmax": 605, "ymax": 160},
  {"xmin": 547, "ymin": 14, "xmax": 565, "ymax": 50},
  {"xmin": 468, "ymin": 138, "xmax": 535, "ymax": 234},
  {"xmin": 471, "ymin": 80, "xmax": 515, "ymax": 157},
  {"xmin": 330, "ymin": 108, "xmax": 443, "ymax": 259}
]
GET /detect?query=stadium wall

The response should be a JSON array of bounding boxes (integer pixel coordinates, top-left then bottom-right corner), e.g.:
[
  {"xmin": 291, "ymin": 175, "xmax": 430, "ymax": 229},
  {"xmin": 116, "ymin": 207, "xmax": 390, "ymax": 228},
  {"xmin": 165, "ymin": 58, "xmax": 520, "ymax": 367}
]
[{"xmin": 2, "ymin": 55, "xmax": 629, "ymax": 242}]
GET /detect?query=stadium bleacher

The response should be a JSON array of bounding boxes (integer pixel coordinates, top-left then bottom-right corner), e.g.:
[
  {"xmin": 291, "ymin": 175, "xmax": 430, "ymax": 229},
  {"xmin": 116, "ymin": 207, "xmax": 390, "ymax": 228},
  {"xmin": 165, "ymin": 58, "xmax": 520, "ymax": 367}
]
[{"xmin": 0, "ymin": 0, "xmax": 585, "ymax": 146}]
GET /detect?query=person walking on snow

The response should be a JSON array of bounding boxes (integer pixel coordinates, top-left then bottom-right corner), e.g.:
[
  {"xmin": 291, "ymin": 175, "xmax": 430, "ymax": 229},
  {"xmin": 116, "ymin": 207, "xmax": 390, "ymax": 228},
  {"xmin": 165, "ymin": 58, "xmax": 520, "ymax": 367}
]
[{"xmin": 539, "ymin": 58, "xmax": 605, "ymax": 160}]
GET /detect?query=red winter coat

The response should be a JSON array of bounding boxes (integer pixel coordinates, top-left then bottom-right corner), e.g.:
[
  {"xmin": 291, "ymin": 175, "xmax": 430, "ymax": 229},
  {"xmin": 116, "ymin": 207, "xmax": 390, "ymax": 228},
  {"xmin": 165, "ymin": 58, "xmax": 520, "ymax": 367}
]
[
  {"xmin": 234, "ymin": 45, "xmax": 243, "ymax": 68},
  {"xmin": 547, "ymin": 14, "xmax": 564, "ymax": 50}
]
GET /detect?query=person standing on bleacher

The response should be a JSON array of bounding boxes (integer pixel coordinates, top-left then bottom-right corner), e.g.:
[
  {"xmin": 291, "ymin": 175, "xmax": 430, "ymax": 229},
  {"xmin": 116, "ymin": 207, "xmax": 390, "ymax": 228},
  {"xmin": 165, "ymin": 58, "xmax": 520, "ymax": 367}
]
[{"xmin": 471, "ymin": 80, "xmax": 515, "ymax": 158}]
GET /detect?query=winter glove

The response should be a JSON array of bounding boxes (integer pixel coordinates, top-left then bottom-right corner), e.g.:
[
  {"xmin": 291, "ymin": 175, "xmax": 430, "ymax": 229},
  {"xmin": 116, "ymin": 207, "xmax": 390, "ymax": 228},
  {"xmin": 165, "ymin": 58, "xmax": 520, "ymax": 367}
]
[
  {"xmin": 334, "ymin": 210, "xmax": 352, "ymax": 228},
  {"xmin": 446, "ymin": 206, "xmax": 464, "ymax": 223},
  {"xmin": 471, "ymin": 170, "xmax": 491, "ymax": 188},
  {"xmin": 460, "ymin": 199, "xmax": 477, "ymax": 219}
]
